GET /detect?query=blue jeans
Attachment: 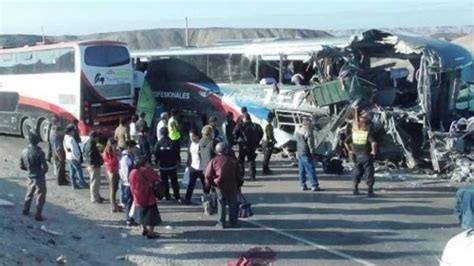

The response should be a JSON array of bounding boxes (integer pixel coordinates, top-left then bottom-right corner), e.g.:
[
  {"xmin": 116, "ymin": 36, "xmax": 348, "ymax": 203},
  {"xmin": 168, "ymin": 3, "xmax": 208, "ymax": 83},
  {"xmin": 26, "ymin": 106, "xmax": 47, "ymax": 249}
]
[
  {"xmin": 67, "ymin": 159, "xmax": 87, "ymax": 187},
  {"xmin": 120, "ymin": 183, "xmax": 133, "ymax": 222},
  {"xmin": 297, "ymin": 155, "xmax": 319, "ymax": 188}
]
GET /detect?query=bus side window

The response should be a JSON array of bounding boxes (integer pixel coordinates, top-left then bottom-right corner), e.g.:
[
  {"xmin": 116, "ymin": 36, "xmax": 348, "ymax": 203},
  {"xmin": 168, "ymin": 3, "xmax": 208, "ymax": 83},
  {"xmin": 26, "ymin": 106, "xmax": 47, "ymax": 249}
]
[{"xmin": 0, "ymin": 92, "xmax": 19, "ymax": 112}]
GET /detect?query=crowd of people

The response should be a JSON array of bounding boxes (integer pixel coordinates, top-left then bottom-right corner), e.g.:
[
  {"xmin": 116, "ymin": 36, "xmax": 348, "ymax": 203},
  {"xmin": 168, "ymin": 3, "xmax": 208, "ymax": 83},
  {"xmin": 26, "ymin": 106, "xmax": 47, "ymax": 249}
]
[{"xmin": 18, "ymin": 104, "xmax": 380, "ymax": 238}]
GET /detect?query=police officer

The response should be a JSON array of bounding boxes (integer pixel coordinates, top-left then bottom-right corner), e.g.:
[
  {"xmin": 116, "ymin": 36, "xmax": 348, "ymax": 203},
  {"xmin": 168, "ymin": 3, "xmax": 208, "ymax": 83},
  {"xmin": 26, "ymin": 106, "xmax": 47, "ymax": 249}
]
[
  {"xmin": 233, "ymin": 113, "xmax": 263, "ymax": 181},
  {"xmin": 261, "ymin": 112, "xmax": 276, "ymax": 175},
  {"xmin": 345, "ymin": 106, "xmax": 377, "ymax": 197}
]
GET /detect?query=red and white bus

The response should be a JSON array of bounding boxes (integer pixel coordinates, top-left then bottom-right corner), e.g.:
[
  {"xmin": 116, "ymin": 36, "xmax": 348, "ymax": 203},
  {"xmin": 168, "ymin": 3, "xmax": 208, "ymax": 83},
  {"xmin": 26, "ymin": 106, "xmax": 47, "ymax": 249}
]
[{"xmin": 0, "ymin": 40, "xmax": 134, "ymax": 141}]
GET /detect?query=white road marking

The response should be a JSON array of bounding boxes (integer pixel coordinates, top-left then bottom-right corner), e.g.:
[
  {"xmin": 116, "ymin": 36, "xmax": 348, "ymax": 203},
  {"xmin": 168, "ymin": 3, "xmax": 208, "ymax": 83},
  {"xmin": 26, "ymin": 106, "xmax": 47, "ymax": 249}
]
[{"xmin": 244, "ymin": 219, "xmax": 376, "ymax": 266}]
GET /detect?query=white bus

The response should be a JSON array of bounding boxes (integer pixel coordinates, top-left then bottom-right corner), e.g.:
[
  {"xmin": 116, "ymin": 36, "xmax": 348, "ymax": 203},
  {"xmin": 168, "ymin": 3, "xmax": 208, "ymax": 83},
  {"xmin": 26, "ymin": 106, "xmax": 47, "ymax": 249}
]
[{"xmin": 0, "ymin": 40, "xmax": 134, "ymax": 141}]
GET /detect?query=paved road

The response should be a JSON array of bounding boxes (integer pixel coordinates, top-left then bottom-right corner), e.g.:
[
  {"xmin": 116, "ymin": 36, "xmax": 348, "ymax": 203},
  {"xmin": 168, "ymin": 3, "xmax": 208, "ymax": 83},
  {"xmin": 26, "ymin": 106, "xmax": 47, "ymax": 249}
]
[{"xmin": 0, "ymin": 135, "xmax": 463, "ymax": 265}]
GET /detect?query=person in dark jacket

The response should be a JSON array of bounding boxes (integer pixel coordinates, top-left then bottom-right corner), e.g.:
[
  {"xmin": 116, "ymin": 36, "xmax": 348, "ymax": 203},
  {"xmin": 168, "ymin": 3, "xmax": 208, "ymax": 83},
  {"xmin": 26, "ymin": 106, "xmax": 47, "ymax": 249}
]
[
  {"xmin": 83, "ymin": 131, "xmax": 104, "ymax": 203},
  {"xmin": 135, "ymin": 112, "xmax": 148, "ymax": 134},
  {"xmin": 208, "ymin": 116, "xmax": 222, "ymax": 142},
  {"xmin": 205, "ymin": 142, "xmax": 243, "ymax": 228},
  {"xmin": 295, "ymin": 117, "xmax": 322, "ymax": 192},
  {"xmin": 222, "ymin": 112, "xmax": 236, "ymax": 147},
  {"xmin": 50, "ymin": 125, "xmax": 68, "ymax": 185},
  {"xmin": 153, "ymin": 127, "xmax": 181, "ymax": 201},
  {"xmin": 20, "ymin": 133, "xmax": 49, "ymax": 221},
  {"xmin": 137, "ymin": 126, "xmax": 152, "ymax": 164},
  {"xmin": 261, "ymin": 112, "xmax": 276, "ymax": 175},
  {"xmin": 233, "ymin": 113, "xmax": 263, "ymax": 181}
]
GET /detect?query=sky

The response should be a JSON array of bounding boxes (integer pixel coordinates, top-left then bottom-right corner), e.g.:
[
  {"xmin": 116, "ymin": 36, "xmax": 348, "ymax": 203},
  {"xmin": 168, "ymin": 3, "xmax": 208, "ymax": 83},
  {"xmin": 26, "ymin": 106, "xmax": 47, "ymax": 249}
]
[{"xmin": 0, "ymin": 0, "xmax": 473, "ymax": 35}]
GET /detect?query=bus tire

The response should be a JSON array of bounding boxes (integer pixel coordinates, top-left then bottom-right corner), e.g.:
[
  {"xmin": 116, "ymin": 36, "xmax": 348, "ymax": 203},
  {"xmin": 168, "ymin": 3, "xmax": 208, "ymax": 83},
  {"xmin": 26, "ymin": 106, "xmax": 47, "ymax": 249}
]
[
  {"xmin": 21, "ymin": 118, "xmax": 34, "ymax": 139},
  {"xmin": 38, "ymin": 118, "xmax": 50, "ymax": 143}
]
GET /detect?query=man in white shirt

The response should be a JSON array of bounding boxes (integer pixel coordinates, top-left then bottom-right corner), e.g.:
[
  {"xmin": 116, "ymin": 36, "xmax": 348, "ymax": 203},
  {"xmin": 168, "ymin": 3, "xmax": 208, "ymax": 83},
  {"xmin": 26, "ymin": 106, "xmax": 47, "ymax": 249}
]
[
  {"xmin": 63, "ymin": 125, "xmax": 88, "ymax": 189},
  {"xmin": 156, "ymin": 112, "xmax": 169, "ymax": 141},
  {"xmin": 119, "ymin": 140, "xmax": 138, "ymax": 226}
]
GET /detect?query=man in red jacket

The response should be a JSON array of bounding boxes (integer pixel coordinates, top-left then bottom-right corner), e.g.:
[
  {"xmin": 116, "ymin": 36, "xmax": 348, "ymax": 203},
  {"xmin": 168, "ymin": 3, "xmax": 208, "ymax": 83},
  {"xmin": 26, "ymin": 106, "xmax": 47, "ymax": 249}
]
[{"xmin": 205, "ymin": 142, "xmax": 243, "ymax": 228}]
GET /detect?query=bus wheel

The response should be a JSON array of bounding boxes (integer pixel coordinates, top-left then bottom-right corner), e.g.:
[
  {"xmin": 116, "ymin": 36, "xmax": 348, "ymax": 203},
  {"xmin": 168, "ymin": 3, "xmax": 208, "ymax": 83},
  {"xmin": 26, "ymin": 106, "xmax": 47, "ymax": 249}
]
[
  {"xmin": 38, "ymin": 119, "xmax": 50, "ymax": 143},
  {"xmin": 21, "ymin": 118, "xmax": 34, "ymax": 139}
]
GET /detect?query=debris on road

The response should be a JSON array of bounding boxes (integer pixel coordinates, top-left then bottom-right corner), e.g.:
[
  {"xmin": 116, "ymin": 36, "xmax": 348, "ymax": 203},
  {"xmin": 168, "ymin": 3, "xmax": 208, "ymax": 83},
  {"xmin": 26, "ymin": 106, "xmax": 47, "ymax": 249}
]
[
  {"xmin": 0, "ymin": 198, "xmax": 14, "ymax": 207},
  {"xmin": 120, "ymin": 233, "xmax": 128, "ymax": 238},
  {"xmin": 40, "ymin": 225, "xmax": 63, "ymax": 236},
  {"xmin": 56, "ymin": 255, "xmax": 67, "ymax": 264}
]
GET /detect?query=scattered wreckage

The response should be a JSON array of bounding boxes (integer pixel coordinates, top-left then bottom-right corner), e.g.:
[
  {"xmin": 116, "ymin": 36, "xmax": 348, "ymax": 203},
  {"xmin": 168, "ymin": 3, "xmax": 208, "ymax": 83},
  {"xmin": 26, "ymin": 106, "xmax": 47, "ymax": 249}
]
[{"xmin": 273, "ymin": 29, "xmax": 473, "ymax": 178}]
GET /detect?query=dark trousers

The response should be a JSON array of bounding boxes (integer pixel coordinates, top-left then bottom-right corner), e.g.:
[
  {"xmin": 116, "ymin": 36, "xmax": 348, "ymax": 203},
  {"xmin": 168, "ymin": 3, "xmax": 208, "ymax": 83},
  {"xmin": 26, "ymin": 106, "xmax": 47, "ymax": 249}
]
[
  {"xmin": 353, "ymin": 155, "xmax": 375, "ymax": 188},
  {"xmin": 24, "ymin": 177, "xmax": 47, "ymax": 218},
  {"xmin": 185, "ymin": 168, "xmax": 209, "ymax": 201},
  {"xmin": 52, "ymin": 154, "xmax": 67, "ymax": 185},
  {"xmin": 238, "ymin": 145, "xmax": 257, "ymax": 179},
  {"xmin": 160, "ymin": 169, "xmax": 181, "ymax": 200},
  {"xmin": 216, "ymin": 189, "xmax": 238, "ymax": 226},
  {"xmin": 262, "ymin": 141, "xmax": 273, "ymax": 172}
]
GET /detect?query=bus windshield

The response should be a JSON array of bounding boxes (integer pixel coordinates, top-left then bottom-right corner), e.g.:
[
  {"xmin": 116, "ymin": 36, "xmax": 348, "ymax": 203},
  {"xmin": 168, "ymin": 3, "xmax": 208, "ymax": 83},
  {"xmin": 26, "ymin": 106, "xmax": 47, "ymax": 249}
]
[{"xmin": 85, "ymin": 45, "xmax": 130, "ymax": 67}]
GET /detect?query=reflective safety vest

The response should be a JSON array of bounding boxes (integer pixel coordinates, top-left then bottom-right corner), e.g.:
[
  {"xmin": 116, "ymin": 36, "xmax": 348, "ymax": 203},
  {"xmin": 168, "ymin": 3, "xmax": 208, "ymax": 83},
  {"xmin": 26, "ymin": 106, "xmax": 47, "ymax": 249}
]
[
  {"xmin": 352, "ymin": 129, "xmax": 369, "ymax": 145},
  {"xmin": 168, "ymin": 117, "xmax": 181, "ymax": 141}
]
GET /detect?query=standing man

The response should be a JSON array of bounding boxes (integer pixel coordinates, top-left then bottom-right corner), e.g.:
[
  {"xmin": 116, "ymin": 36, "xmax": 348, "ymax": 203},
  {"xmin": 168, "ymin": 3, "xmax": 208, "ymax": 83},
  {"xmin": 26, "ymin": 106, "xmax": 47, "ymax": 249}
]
[
  {"xmin": 295, "ymin": 117, "xmax": 322, "ymax": 192},
  {"xmin": 345, "ymin": 107, "xmax": 377, "ymax": 197},
  {"xmin": 20, "ymin": 133, "xmax": 48, "ymax": 221},
  {"xmin": 135, "ymin": 112, "xmax": 148, "ymax": 134},
  {"xmin": 233, "ymin": 113, "xmax": 263, "ymax": 181},
  {"xmin": 50, "ymin": 123, "xmax": 68, "ymax": 185},
  {"xmin": 208, "ymin": 116, "xmax": 222, "ymax": 142},
  {"xmin": 114, "ymin": 118, "xmax": 130, "ymax": 151},
  {"xmin": 222, "ymin": 112, "xmax": 236, "ymax": 148},
  {"xmin": 119, "ymin": 140, "xmax": 138, "ymax": 226},
  {"xmin": 154, "ymin": 127, "xmax": 181, "ymax": 202},
  {"xmin": 261, "ymin": 112, "xmax": 277, "ymax": 175},
  {"xmin": 64, "ymin": 125, "xmax": 88, "ymax": 189},
  {"xmin": 83, "ymin": 131, "xmax": 104, "ymax": 203},
  {"xmin": 156, "ymin": 112, "xmax": 169, "ymax": 141},
  {"xmin": 168, "ymin": 109, "xmax": 181, "ymax": 165},
  {"xmin": 205, "ymin": 142, "xmax": 243, "ymax": 229}
]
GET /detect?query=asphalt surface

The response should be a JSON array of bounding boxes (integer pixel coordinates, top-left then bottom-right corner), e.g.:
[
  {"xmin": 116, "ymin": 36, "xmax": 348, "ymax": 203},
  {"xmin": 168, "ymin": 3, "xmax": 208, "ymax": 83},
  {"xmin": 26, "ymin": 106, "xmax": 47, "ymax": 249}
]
[{"xmin": 0, "ymin": 134, "xmax": 465, "ymax": 265}]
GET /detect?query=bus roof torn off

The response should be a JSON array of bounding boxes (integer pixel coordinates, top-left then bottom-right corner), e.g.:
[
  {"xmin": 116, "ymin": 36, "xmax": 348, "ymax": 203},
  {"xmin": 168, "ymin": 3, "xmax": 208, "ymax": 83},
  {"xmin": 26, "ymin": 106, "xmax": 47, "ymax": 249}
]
[{"xmin": 280, "ymin": 29, "xmax": 473, "ymax": 175}]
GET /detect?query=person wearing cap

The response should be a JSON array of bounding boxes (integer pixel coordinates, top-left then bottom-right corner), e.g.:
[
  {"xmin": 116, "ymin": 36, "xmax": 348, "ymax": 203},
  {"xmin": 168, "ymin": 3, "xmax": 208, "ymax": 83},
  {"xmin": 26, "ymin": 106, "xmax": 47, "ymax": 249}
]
[
  {"xmin": 204, "ymin": 142, "xmax": 243, "ymax": 229},
  {"xmin": 295, "ymin": 116, "xmax": 322, "ymax": 192},
  {"xmin": 261, "ymin": 112, "xmax": 277, "ymax": 175},
  {"xmin": 20, "ymin": 133, "xmax": 49, "ymax": 221},
  {"xmin": 345, "ymin": 106, "xmax": 377, "ymax": 197},
  {"xmin": 156, "ymin": 112, "xmax": 169, "ymax": 141},
  {"xmin": 233, "ymin": 113, "xmax": 263, "ymax": 181},
  {"xmin": 83, "ymin": 131, "xmax": 104, "ymax": 203},
  {"xmin": 64, "ymin": 125, "xmax": 88, "ymax": 189}
]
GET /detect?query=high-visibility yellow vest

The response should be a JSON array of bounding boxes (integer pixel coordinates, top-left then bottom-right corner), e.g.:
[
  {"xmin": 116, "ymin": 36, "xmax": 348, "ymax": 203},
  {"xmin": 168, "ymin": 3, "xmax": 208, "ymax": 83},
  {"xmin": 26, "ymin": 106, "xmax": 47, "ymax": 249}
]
[
  {"xmin": 352, "ymin": 129, "xmax": 369, "ymax": 145},
  {"xmin": 168, "ymin": 117, "xmax": 181, "ymax": 141}
]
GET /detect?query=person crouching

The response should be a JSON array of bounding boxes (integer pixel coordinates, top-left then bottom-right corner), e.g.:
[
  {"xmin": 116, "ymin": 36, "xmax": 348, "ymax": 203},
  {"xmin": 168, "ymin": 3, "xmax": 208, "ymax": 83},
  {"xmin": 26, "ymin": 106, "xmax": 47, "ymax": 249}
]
[
  {"xmin": 205, "ymin": 142, "xmax": 243, "ymax": 229},
  {"xmin": 129, "ymin": 157, "xmax": 162, "ymax": 239}
]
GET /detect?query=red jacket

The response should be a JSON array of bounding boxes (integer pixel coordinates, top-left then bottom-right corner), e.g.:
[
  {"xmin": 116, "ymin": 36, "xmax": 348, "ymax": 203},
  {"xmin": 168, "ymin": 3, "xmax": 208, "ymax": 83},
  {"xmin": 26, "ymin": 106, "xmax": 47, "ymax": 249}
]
[
  {"xmin": 129, "ymin": 166, "xmax": 160, "ymax": 207},
  {"xmin": 204, "ymin": 154, "xmax": 241, "ymax": 196},
  {"xmin": 102, "ymin": 149, "xmax": 119, "ymax": 174}
]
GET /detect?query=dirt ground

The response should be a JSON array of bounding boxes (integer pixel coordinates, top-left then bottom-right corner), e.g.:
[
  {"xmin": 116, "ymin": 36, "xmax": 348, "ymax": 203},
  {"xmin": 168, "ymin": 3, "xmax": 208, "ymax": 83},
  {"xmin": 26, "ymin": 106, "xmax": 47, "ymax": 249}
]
[{"xmin": 0, "ymin": 135, "xmax": 468, "ymax": 266}]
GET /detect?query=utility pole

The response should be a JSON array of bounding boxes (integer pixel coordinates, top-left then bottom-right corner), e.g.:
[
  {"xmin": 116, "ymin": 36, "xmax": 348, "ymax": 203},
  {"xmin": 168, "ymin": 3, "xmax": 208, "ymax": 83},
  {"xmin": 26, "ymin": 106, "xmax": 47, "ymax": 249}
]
[
  {"xmin": 185, "ymin": 17, "xmax": 189, "ymax": 47},
  {"xmin": 41, "ymin": 26, "xmax": 45, "ymax": 43}
]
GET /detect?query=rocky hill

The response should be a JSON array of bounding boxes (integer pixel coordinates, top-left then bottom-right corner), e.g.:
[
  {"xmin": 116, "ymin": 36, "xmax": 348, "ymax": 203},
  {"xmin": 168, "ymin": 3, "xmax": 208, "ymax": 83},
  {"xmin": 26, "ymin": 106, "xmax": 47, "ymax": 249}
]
[{"xmin": 0, "ymin": 28, "xmax": 332, "ymax": 50}]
